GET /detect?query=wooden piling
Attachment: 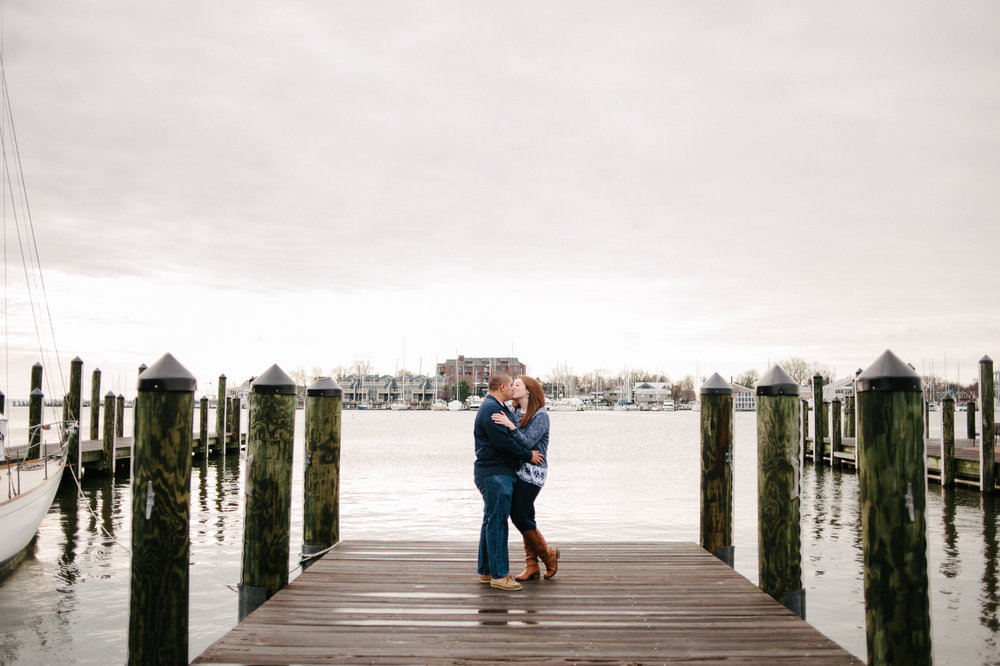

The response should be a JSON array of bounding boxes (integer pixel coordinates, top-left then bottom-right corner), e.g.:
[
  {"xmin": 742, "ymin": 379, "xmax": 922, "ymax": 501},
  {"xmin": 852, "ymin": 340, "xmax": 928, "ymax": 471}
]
[
  {"xmin": 67, "ymin": 357, "xmax": 83, "ymax": 477},
  {"xmin": 27, "ymin": 388, "xmax": 43, "ymax": 459},
  {"xmin": 980, "ymin": 355, "xmax": 995, "ymax": 492},
  {"xmin": 812, "ymin": 375, "xmax": 824, "ymax": 466},
  {"xmin": 942, "ymin": 394, "xmax": 955, "ymax": 489},
  {"xmin": 30, "ymin": 361, "xmax": 42, "ymax": 393},
  {"xmin": 116, "ymin": 394, "xmax": 125, "ymax": 438},
  {"xmin": 699, "ymin": 373, "xmax": 734, "ymax": 567},
  {"xmin": 845, "ymin": 394, "xmax": 856, "ymax": 438},
  {"xmin": 90, "ymin": 368, "xmax": 101, "ymax": 441},
  {"xmin": 240, "ymin": 364, "xmax": 297, "ymax": 621},
  {"xmin": 856, "ymin": 349, "xmax": 930, "ymax": 665},
  {"xmin": 198, "ymin": 396, "xmax": 209, "ymax": 453},
  {"xmin": 216, "ymin": 374, "xmax": 227, "ymax": 456},
  {"xmin": 127, "ymin": 353, "xmax": 196, "ymax": 666},
  {"xmin": 801, "ymin": 399, "xmax": 809, "ymax": 456},
  {"xmin": 968, "ymin": 399, "xmax": 977, "ymax": 440},
  {"xmin": 229, "ymin": 397, "xmax": 242, "ymax": 452},
  {"xmin": 102, "ymin": 391, "xmax": 116, "ymax": 470},
  {"xmin": 831, "ymin": 398, "xmax": 842, "ymax": 470},
  {"xmin": 755, "ymin": 365, "xmax": 804, "ymax": 619},
  {"xmin": 303, "ymin": 377, "xmax": 343, "ymax": 570}
]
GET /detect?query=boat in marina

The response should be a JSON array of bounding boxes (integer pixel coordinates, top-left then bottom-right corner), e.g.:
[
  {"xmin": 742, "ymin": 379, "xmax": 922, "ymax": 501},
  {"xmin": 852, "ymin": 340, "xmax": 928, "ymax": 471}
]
[
  {"xmin": 547, "ymin": 397, "xmax": 585, "ymax": 411},
  {"xmin": 430, "ymin": 399, "xmax": 448, "ymax": 411},
  {"xmin": 1, "ymin": 430, "xmax": 70, "ymax": 571},
  {"xmin": 0, "ymin": 28, "xmax": 73, "ymax": 574}
]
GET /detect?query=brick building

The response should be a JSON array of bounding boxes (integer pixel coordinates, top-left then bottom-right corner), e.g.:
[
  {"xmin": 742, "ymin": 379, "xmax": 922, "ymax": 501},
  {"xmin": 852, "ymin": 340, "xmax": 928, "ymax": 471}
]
[{"xmin": 436, "ymin": 356, "xmax": 526, "ymax": 396}]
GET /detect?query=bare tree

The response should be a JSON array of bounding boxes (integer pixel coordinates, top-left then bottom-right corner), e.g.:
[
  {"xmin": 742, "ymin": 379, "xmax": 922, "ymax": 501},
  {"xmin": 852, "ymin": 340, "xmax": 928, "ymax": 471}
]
[
  {"xmin": 673, "ymin": 375, "xmax": 696, "ymax": 402},
  {"xmin": 351, "ymin": 358, "xmax": 373, "ymax": 379},
  {"xmin": 778, "ymin": 357, "xmax": 812, "ymax": 384},
  {"xmin": 735, "ymin": 368, "xmax": 760, "ymax": 388},
  {"xmin": 288, "ymin": 367, "xmax": 308, "ymax": 387}
]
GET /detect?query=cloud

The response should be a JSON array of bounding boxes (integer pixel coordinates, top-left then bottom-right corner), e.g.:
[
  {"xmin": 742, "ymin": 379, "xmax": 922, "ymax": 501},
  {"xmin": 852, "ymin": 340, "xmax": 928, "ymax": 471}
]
[{"xmin": 2, "ymin": 1, "xmax": 998, "ymax": 390}]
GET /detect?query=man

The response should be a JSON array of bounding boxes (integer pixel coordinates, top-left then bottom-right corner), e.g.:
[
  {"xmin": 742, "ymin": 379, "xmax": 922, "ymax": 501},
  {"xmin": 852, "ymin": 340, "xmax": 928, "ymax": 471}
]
[{"xmin": 474, "ymin": 372, "xmax": 543, "ymax": 591}]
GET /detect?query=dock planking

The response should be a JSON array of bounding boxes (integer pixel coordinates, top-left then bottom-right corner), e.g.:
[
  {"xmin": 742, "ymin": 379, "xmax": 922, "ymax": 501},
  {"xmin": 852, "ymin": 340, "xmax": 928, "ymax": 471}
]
[{"xmin": 194, "ymin": 541, "xmax": 861, "ymax": 665}]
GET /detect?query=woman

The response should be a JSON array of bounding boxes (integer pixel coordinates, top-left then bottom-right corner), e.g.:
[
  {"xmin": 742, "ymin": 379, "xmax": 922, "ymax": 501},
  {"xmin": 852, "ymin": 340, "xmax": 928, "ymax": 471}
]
[{"xmin": 491, "ymin": 376, "xmax": 559, "ymax": 580}]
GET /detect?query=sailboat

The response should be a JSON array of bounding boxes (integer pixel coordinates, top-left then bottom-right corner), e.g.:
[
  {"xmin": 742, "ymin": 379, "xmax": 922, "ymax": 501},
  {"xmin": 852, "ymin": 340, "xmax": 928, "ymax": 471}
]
[
  {"xmin": 1, "ymin": 426, "xmax": 71, "ymax": 570},
  {"xmin": 0, "ymin": 44, "xmax": 72, "ymax": 571}
]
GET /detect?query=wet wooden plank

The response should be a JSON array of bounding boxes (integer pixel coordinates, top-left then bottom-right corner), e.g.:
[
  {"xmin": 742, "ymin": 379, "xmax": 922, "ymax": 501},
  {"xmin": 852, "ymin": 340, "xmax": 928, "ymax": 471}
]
[{"xmin": 194, "ymin": 541, "xmax": 861, "ymax": 665}]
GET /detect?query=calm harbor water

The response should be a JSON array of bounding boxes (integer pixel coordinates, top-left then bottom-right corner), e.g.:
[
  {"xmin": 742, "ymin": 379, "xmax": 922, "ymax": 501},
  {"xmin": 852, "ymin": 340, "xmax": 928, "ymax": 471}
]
[{"xmin": 1, "ymin": 407, "xmax": 999, "ymax": 664}]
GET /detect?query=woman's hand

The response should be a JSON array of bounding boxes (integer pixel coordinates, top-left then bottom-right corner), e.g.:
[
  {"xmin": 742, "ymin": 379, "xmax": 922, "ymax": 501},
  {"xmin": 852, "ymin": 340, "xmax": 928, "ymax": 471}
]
[{"xmin": 491, "ymin": 412, "xmax": 515, "ymax": 430}]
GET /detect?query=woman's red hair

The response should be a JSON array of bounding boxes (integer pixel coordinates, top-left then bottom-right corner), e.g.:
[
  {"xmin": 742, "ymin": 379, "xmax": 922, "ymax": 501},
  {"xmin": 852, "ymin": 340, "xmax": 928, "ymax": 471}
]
[{"xmin": 518, "ymin": 376, "xmax": 546, "ymax": 427}]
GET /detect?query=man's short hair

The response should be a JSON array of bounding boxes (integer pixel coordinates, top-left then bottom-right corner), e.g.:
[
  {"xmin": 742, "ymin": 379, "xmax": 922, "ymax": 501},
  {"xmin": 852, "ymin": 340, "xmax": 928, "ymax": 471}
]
[{"xmin": 488, "ymin": 372, "xmax": 512, "ymax": 391}]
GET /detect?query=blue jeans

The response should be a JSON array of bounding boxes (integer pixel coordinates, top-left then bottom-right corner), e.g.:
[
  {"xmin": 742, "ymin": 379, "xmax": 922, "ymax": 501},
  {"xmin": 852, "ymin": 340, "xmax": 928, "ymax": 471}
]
[
  {"xmin": 510, "ymin": 477, "xmax": 541, "ymax": 533},
  {"xmin": 475, "ymin": 474, "xmax": 515, "ymax": 578}
]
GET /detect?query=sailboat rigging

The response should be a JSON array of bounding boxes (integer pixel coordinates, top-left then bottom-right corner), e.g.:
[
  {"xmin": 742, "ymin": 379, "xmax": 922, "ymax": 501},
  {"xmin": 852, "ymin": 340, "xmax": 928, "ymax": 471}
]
[{"xmin": 0, "ymin": 42, "xmax": 73, "ymax": 572}]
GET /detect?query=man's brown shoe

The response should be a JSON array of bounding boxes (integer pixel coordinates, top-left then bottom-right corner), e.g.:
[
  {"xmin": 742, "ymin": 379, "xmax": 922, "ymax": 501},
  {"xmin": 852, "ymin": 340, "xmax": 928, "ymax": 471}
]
[
  {"xmin": 479, "ymin": 574, "xmax": 491, "ymax": 584},
  {"xmin": 490, "ymin": 575, "xmax": 522, "ymax": 591}
]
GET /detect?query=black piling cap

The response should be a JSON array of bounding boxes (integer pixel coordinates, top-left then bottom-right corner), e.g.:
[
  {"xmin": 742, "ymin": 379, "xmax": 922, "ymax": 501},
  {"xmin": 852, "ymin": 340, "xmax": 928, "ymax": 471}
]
[
  {"xmin": 138, "ymin": 353, "xmax": 197, "ymax": 392},
  {"xmin": 857, "ymin": 349, "xmax": 922, "ymax": 393},
  {"xmin": 981, "ymin": 355, "xmax": 994, "ymax": 364},
  {"xmin": 32, "ymin": 362, "xmax": 42, "ymax": 369},
  {"xmin": 31, "ymin": 388, "xmax": 44, "ymax": 397},
  {"xmin": 756, "ymin": 365, "xmax": 799, "ymax": 397},
  {"xmin": 307, "ymin": 376, "xmax": 343, "ymax": 398},
  {"xmin": 251, "ymin": 364, "xmax": 297, "ymax": 395},
  {"xmin": 105, "ymin": 391, "xmax": 116, "ymax": 399},
  {"xmin": 700, "ymin": 373, "xmax": 732, "ymax": 395},
  {"xmin": 72, "ymin": 356, "xmax": 83, "ymax": 364},
  {"xmin": 942, "ymin": 393, "xmax": 955, "ymax": 403}
]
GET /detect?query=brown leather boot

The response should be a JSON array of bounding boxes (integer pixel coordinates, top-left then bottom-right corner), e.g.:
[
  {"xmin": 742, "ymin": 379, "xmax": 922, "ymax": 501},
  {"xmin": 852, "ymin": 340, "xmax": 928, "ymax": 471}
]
[
  {"xmin": 514, "ymin": 534, "xmax": 540, "ymax": 581},
  {"xmin": 525, "ymin": 529, "xmax": 559, "ymax": 579}
]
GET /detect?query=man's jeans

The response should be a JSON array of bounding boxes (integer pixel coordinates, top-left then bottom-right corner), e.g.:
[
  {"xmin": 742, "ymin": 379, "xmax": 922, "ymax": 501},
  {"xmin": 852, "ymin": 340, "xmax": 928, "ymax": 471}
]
[{"xmin": 476, "ymin": 474, "xmax": 515, "ymax": 579}]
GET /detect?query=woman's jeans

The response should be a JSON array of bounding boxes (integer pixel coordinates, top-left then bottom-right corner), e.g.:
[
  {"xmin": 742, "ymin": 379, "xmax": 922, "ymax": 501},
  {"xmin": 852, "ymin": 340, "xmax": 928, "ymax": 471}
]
[
  {"xmin": 476, "ymin": 474, "xmax": 515, "ymax": 578},
  {"xmin": 510, "ymin": 477, "xmax": 541, "ymax": 533}
]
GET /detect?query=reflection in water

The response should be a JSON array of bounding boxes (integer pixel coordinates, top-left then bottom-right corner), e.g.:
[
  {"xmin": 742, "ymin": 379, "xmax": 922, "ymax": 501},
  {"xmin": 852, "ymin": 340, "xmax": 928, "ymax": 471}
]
[
  {"xmin": 940, "ymin": 489, "xmax": 959, "ymax": 579},
  {"xmin": 56, "ymin": 478, "xmax": 80, "ymax": 586},
  {"xmin": 982, "ymin": 494, "xmax": 999, "ymax": 633}
]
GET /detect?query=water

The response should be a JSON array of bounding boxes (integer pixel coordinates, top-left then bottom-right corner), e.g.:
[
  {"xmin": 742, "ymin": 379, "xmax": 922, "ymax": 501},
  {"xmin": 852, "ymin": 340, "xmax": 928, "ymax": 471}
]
[{"xmin": 1, "ymin": 407, "xmax": 999, "ymax": 664}]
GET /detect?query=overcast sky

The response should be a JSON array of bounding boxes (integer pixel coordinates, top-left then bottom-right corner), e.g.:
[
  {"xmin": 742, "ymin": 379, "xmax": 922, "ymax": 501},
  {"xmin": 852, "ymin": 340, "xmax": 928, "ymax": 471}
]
[{"xmin": 2, "ymin": 1, "xmax": 998, "ymax": 396}]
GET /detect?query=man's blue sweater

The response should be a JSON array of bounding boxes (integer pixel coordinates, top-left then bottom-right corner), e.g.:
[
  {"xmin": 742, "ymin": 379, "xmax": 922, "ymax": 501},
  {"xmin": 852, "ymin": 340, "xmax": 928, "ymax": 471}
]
[{"xmin": 473, "ymin": 395, "xmax": 534, "ymax": 481}]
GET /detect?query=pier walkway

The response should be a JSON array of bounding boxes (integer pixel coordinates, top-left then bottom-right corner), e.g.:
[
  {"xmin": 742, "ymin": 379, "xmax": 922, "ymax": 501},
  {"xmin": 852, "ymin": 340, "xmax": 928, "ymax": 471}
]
[{"xmin": 194, "ymin": 540, "xmax": 861, "ymax": 665}]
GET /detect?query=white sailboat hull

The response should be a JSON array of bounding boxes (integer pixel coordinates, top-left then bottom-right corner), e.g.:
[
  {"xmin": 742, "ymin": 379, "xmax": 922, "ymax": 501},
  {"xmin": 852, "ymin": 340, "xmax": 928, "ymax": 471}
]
[{"xmin": 1, "ymin": 458, "xmax": 64, "ymax": 569}]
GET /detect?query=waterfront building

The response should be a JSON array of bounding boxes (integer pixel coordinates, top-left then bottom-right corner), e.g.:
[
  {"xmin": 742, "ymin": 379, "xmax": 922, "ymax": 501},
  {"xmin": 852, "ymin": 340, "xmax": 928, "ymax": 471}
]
[
  {"xmin": 731, "ymin": 383, "xmax": 756, "ymax": 411},
  {"xmin": 436, "ymin": 356, "xmax": 526, "ymax": 396},
  {"xmin": 633, "ymin": 382, "xmax": 673, "ymax": 406}
]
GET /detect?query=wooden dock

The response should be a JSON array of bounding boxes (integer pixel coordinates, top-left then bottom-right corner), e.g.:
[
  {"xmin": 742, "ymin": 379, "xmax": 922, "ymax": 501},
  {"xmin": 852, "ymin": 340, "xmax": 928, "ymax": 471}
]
[
  {"xmin": 806, "ymin": 436, "xmax": 993, "ymax": 488},
  {"xmin": 5, "ymin": 433, "xmax": 244, "ymax": 469},
  {"xmin": 194, "ymin": 541, "xmax": 861, "ymax": 665}
]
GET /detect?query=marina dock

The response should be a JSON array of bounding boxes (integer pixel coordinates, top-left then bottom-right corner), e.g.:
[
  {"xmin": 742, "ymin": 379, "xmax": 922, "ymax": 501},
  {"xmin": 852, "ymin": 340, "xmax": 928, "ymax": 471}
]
[
  {"xmin": 194, "ymin": 540, "xmax": 861, "ymax": 664},
  {"xmin": 806, "ymin": 435, "xmax": 993, "ymax": 488}
]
